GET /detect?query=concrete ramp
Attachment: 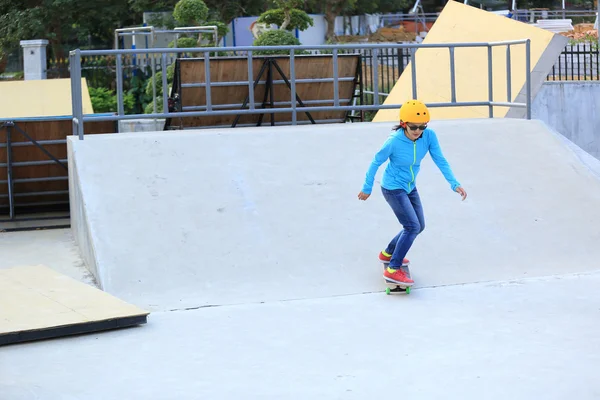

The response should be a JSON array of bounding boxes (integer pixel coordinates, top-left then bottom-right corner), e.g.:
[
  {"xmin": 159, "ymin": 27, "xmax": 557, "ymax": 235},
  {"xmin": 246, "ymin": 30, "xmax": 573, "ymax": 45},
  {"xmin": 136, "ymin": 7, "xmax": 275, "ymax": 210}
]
[{"xmin": 68, "ymin": 119, "xmax": 600, "ymax": 312}]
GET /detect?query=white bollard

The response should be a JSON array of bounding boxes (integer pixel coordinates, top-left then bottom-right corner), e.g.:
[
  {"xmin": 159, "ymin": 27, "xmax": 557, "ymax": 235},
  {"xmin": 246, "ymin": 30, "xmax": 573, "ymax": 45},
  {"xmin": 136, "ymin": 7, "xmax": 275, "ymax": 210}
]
[{"xmin": 20, "ymin": 39, "xmax": 49, "ymax": 80}]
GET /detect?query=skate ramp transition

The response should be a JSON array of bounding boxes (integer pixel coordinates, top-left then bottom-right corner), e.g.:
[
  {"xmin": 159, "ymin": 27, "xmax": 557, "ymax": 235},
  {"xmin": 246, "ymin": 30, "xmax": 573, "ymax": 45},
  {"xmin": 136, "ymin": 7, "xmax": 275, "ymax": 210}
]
[{"xmin": 68, "ymin": 119, "xmax": 600, "ymax": 312}]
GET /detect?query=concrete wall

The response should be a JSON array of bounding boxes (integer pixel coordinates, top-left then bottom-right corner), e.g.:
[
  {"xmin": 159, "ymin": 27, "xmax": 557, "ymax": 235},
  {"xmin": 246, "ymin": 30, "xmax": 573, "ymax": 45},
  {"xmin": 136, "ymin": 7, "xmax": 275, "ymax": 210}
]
[
  {"xmin": 67, "ymin": 137, "xmax": 102, "ymax": 288},
  {"xmin": 532, "ymin": 81, "xmax": 600, "ymax": 160}
]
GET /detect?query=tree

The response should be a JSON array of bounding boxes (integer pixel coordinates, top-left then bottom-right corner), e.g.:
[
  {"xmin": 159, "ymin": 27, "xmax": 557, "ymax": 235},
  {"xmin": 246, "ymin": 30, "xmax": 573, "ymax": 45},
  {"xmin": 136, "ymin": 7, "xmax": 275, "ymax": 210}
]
[
  {"xmin": 257, "ymin": 0, "xmax": 314, "ymax": 31},
  {"xmin": 173, "ymin": 0, "xmax": 210, "ymax": 24},
  {"xmin": 323, "ymin": 0, "xmax": 356, "ymax": 41},
  {"xmin": 0, "ymin": 0, "xmax": 132, "ymax": 63}
]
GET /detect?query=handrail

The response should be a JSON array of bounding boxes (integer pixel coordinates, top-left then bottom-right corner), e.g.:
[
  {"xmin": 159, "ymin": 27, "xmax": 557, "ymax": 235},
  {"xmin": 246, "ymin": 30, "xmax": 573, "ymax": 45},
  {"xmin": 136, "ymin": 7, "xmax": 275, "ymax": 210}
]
[{"xmin": 68, "ymin": 39, "xmax": 532, "ymax": 140}]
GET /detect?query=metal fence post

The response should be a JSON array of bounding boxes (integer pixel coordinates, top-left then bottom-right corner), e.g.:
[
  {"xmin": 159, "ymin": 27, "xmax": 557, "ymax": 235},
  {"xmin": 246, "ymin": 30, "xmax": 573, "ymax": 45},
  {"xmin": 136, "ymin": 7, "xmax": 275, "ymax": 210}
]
[
  {"xmin": 410, "ymin": 48, "xmax": 417, "ymax": 99},
  {"xmin": 5, "ymin": 124, "xmax": 14, "ymax": 219},
  {"xmin": 204, "ymin": 51, "xmax": 212, "ymax": 112},
  {"xmin": 373, "ymin": 48, "xmax": 379, "ymax": 105},
  {"xmin": 506, "ymin": 45, "xmax": 512, "ymax": 102},
  {"xmin": 247, "ymin": 51, "xmax": 255, "ymax": 110},
  {"xmin": 333, "ymin": 49, "xmax": 339, "ymax": 107},
  {"xmin": 116, "ymin": 54, "xmax": 124, "ymax": 116},
  {"xmin": 487, "ymin": 45, "xmax": 493, "ymax": 118},
  {"xmin": 449, "ymin": 46, "xmax": 456, "ymax": 103},
  {"xmin": 71, "ymin": 49, "xmax": 84, "ymax": 139},
  {"xmin": 526, "ymin": 39, "xmax": 532, "ymax": 120},
  {"xmin": 290, "ymin": 49, "xmax": 296, "ymax": 125},
  {"xmin": 161, "ymin": 53, "xmax": 169, "ymax": 114}
]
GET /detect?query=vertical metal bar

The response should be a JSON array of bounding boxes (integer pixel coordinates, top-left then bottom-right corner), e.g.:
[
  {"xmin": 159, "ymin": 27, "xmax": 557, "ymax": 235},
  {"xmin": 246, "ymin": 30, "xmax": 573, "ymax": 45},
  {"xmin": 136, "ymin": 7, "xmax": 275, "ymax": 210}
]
[
  {"xmin": 526, "ymin": 39, "xmax": 532, "ymax": 120},
  {"xmin": 386, "ymin": 48, "xmax": 391, "ymax": 94},
  {"xmin": 204, "ymin": 51, "xmax": 212, "ymax": 112},
  {"xmin": 268, "ymin": 59, "xmax": 275, "ymax": 126},
  {"xmin": 487, "ymin": 45, "xmax": 493, "ymax": 118},
  {"xmin": 411, "ymin": 48, "xmax": 417, "ymax": 99},
  {"xmin": 6, "ymin": 125, "xmax": 14, "ymax": 220},
  {"xmin": 116, "ymin": 54, "xmax": 124, "ymax": 116},
  {"xmin": 368, "ymin": 50, "xmax": 373, "ymax": 105},
  {"xmin": 506, "ymin": 45, "xmax": 512, "ymax": 102},
  {"xmin": 290, "ymin": 49, "xmax": 296, "ymax": 125},
  {"xmin": 69, "ymin": 52, "xmax": 77, "ymax": 136},
  {"xmin": 391, "ymin": 48, "xmax": 397, "ymax": 88},
  {"xmin": 373, "ymin": 48, "xmax": 379, "ymax": 105},
  {"xmin": 247, "ymin": 51, "xmax": 255, "ymax": 110},
  {"xmin": 449, "ymin": 47, "xmax": 456, "ymax": 103},
  {"xmin": 161, "ymin": 53, "xmax": 168, "ymax": 114},
  {"xmin": 152, "ymin": 54, "xmax": 157, "ymax": 114},
  {"xmin": 73, "ymin": 49, "xmax": 84, "ymax": 140},
  {"xmin": 333, "ymin": 49, "xmax": 339, "ymax": 107}
]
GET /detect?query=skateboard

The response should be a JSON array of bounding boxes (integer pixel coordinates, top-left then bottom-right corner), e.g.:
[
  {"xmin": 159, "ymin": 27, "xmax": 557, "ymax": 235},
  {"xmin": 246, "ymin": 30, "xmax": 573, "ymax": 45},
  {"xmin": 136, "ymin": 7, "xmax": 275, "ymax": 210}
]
[{"xmin": 382, "ymin": 262, "xmax": 412, "ymax": 295}]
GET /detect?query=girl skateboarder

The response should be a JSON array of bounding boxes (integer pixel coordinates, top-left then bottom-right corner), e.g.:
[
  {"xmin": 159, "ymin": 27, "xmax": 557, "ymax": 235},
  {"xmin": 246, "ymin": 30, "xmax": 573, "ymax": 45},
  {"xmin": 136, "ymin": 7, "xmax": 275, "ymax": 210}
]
[{"xmin": 358, "ymin": 99, "xmax": 467, "ymax": 285}]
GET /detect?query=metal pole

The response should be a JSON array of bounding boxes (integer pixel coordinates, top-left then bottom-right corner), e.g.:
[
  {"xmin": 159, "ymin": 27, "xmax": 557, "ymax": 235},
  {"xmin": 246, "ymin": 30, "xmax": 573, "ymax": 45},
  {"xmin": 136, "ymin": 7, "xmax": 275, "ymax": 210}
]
[
  {"xmin": 73, "ymin": 49, "xmax": 84, "ymax": 139},
  {"xmin": 204, "ymin": 51, "xmax": 212, "ymax": 111},
  {"xmin": 116, "ymin": 54, "xmax": 125, "ymax": 116},
  {"xmin": 487, "ymin": 45, "xmax": 493, "ymax": 118},
  {"xmin": 449, "ymin": 46, "xmax": 456, "ymax": 103},
  {"xmin": 411, "ymin": 48, "xmax": 417, "ymax": 99},
  {"xmin": 526, "ymin": 39, "xmax": 532, "ymax": 120},
  {"xmin": 373, "ymin": 48, "xmax": 379, "ymax": 105},
  {"xmin": 247, "ymin": 51, "xmax": 255, "ymax": 110},
  {"xmin": 152, "ymin": 54, "xmax": 157, "ymax": 115},
  {"xmin": 6, "ymin": 124, "xmax": 14, "ymax": 220},
  {"xmin": 333, "ymin": 49, "xmax": 339, "ymax": 107},
  {"xmin": 69, "ymin": 52, "xmax": 77, "ymax": 136},
  {"xmin": 161, "ymin": 53, "xmax": 169, "ymax": 114},
  {"xmin": 290, "ymin": 49, "xmax": 297, "ymax": 125},
  {"xmin": 506, "ymin": 45, "xmax": 512, "ymax": 102}
]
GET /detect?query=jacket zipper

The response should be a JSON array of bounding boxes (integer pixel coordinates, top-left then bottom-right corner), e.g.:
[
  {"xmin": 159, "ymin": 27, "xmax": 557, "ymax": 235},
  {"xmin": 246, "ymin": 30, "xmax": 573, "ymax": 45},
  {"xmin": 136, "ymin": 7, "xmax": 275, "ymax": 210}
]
[{"xmin": 408, "ymin": 141, "xmax": 416, "ymax": 191}]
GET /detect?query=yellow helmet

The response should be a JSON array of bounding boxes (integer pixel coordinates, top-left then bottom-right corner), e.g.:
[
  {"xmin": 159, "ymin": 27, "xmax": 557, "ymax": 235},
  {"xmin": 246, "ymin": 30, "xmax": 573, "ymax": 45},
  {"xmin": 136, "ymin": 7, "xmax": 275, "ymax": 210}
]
[{"xmin": 399, "ymin": 100, "xmax": 430, "ymax": 124}]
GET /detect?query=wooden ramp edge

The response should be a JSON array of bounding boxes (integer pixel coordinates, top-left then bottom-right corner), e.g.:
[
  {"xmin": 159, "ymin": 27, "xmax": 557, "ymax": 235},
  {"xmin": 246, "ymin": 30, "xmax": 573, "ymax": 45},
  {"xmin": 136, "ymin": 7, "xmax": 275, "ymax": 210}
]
[{"xmin": 0, "ymin": 265, "xmax": 149, "ymax": 346}]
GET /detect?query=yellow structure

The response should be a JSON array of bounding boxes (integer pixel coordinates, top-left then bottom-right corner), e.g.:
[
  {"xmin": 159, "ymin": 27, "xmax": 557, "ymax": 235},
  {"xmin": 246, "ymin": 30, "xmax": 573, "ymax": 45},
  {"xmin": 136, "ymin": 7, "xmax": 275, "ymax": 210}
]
[
  {"xmin": 0, "ymin": 78, "xmax": 94, "ymax": 119},
  {"xmin": 0, "ymin": 265, "xmax": 149, "ymax": 345},
  {"xmin": 373, "ymin": 1, "xmax": 568, "ymax": 122}
]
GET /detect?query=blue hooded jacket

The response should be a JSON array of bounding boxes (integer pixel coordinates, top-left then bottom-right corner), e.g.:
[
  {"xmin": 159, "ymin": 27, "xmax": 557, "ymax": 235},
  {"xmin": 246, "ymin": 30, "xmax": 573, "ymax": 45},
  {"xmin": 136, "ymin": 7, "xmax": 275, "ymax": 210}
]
[{"xmin": 361, "ymin": 127, "xmax": 460, "ymax": 194}]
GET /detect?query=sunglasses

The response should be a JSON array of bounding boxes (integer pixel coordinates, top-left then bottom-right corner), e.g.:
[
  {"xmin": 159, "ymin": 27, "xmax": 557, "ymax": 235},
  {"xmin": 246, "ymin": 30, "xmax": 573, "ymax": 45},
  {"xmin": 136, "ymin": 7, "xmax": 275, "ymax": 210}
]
[{"xmin": 406, "ymin": 124, "xmax": 427, "ymax": 131}]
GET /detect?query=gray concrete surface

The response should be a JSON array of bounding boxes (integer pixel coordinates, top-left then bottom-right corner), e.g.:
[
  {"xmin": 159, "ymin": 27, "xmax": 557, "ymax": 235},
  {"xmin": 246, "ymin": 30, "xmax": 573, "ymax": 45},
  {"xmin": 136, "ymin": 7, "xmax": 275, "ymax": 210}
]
[
  {"xmin": 3, "ymin": 118, "xmax": 600, "ymax": 399},
  {"xmin": 1, "ymin": 271, "xmax": 599, "ymax": 399},
  {"xmin": 532, "ymin": 81, "xmax": 600, "ymax": 160},
  {"xmin": 67, "ymin": 118, "xmax": 600, "ymax": 312},
  {"xmin": 0, "ymin": 228, "xmax": 96, "ymax": 286}
]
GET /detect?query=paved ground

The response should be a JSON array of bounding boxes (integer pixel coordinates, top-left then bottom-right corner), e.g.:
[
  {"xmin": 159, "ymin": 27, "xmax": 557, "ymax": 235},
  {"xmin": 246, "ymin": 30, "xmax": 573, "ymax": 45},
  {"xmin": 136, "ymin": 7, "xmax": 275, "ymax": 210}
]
[
  {"xmin": 1, "ymin": 269, "xmax": 599, "ymax": 399},
  {"xmin": 2, "ymin": 119, "xmax": 600, "ymax": 399},
  {"xmin": 0, "ymin": 228, "xmax": 96, "ymax": 286}
]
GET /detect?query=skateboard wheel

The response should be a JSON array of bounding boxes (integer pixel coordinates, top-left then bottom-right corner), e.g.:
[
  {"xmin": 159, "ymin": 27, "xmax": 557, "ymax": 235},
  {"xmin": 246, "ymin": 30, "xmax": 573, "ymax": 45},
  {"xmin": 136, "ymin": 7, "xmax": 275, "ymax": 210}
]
[
  {"xmin": 386, "ymin": 287, "xmax": 391, "ymax": 295},
  {"xmin": 406, "ymin": 287, "xmax": 411, "ymax": 294}
]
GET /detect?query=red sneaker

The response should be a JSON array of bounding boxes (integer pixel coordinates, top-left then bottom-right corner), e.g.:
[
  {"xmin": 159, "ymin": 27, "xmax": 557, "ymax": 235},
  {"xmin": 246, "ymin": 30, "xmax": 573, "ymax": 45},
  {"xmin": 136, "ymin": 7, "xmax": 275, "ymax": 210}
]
[
  {"xmin": 384, "ymin": 267, "xmax": 414, "ymax": 286},
  {"xmin": 378, "ymin": 251, "xmax": 409, "ymax": 266}
]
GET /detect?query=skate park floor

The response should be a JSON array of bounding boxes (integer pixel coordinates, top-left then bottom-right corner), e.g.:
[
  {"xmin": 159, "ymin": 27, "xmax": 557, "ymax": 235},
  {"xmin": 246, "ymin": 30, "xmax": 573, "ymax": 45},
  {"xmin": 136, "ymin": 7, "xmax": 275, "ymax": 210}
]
[{"xmin": 2, "ymin": 118, "xmax": 600, "ymax": 399}]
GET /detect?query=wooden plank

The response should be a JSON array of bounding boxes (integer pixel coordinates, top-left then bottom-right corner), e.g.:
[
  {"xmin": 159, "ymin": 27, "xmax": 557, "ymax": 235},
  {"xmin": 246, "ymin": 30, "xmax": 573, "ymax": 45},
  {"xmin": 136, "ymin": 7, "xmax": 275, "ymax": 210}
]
[
  {"xmin": 0, "ymin": 265, "xmax": 149, "ymax": 345},
  {"xmin": 169, "ymin": 54, "xmax": 360, "ymax": 128}
]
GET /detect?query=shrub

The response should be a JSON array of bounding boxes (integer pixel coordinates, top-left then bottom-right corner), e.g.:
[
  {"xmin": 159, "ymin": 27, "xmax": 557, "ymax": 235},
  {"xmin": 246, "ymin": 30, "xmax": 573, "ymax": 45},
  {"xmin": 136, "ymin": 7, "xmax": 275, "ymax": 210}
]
[
  {"xmin": 89, "ymin": 87, "xmax": 135, "ymax": 114},
  {"xmin": 253, "ymin": 30, "xmax": 302, "ymax": 55}
]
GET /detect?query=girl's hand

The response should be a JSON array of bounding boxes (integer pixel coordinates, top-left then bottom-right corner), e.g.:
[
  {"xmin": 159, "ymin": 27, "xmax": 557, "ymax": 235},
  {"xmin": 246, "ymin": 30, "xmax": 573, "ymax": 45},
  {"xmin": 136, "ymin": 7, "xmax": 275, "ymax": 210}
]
[
  {"xmin": 358, "ymin": 191, "xmax": 370, "ymax": 201},
  {"xmin": 455, "ymin": 187, "xmax": 467, "ymax": 201}
]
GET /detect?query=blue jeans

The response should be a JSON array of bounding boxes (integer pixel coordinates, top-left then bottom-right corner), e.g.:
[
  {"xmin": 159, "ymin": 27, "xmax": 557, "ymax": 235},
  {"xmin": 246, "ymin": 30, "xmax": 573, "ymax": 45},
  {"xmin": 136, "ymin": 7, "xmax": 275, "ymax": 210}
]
[{"xmin": 381, "ymin": 187, "xmax": 425, "ymax": 268}]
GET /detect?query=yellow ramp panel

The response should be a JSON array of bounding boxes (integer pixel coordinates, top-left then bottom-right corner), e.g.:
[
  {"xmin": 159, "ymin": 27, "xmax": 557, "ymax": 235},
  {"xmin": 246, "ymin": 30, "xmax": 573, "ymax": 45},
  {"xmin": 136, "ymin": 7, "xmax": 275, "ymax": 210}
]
[
  {"xmin": 0, "ymin": 78, "xmax": 94, "ymax": 119},
  {"xmin": 0, "ymin": 265, "xmax": 149, "ymax": 345},
  {"xmin": 373, "ymin": 1, "xmax": 568, "ymax": 122}
]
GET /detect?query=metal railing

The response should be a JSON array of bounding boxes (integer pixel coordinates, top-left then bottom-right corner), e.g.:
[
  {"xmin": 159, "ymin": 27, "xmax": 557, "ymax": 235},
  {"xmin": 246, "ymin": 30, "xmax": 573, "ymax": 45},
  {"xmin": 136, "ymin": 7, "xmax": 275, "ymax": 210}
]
[{"xmin": 68, "ymin": 40, "xmax": 532, "ymax": 139}]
